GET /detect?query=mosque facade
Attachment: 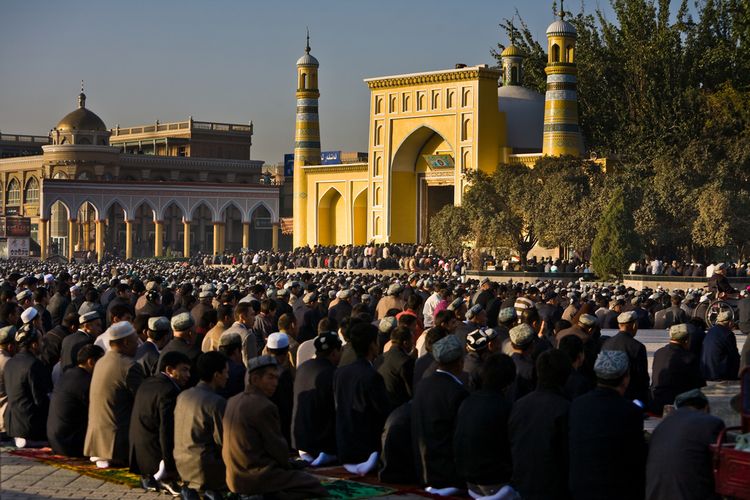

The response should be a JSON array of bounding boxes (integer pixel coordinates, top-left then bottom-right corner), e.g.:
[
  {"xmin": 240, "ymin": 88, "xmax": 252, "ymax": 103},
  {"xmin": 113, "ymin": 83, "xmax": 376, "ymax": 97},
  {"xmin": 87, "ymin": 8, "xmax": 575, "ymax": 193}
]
[
  {"xmin": 0, "ymin": 89, "xmax": 281, "ymax": 262},
  {"xmin": 293, "ymin": 11, "xmax": 585, "ymax": 249}
]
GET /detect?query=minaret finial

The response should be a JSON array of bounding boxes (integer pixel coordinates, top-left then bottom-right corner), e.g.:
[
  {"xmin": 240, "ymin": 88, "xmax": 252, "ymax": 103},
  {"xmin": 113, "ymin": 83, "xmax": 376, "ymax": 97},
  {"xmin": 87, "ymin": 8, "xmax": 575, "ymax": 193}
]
[
  {"xmin": 305, "ymin": 27, "xmax": 310, "ymax": 53},
  {"xmin": 559, "ymin": 0, "xmax": 566, "ymax": 19},
  {"xmin": 78, "ymin": 80, "xmax": 86, "ymax": 108},
  {"xmin": 510, "ymin": 15, "xmax": 517, "ymax": 45}
]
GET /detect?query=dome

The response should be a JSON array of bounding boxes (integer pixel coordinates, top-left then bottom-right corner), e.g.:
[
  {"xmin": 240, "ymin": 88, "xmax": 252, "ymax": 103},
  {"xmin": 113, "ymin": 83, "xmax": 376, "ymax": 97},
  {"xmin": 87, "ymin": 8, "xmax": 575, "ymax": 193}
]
[
  {"xmin": 546, "ymin": 19, "xmax": 577, "ymax": 37},
  {"xmin": 501, "ymin": 45, "xmax": 524, "ymax": 58},
  {"xmin": 55, "ymin": 93, "xmax": 107, "ymax": 131},
  {"xmin": 297, "ymin": 51, "xmax": 319, "ymax": 67},
  {"xmin": 498, "ymin": 86, "xmax": 545, "ymax": 152}
]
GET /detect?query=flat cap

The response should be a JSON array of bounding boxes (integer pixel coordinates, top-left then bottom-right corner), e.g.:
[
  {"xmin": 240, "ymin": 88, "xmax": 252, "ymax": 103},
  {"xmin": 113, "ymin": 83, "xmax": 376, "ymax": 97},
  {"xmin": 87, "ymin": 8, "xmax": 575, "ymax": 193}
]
[
  {"xmin": 0, "ymin": 325, "xmax": 17, "ymax": 344},
  {"xmin": 379, "ymin": 316, "xmax": 397, "ymax": 334},
  {"xmin": 466, "ymin": 304, "xmax": 483, "ymax": 320},
  {"xmin": 674, "ymin": 388, "xmax": 708, "ymax": 408},
  {"xmin": 387, "ymin": 283, "xmax": 402, "ymax": 296},
  {"xmin": 480, "ymin": 277, "xmax": 491, "ymax": 286},
  {"xmin": 247, "ymin": 354, "xmax": 278, "ymax": 373},
  {"xmin": 21, "ymin": 307, "xmax": 38, "ymax": 324},
  {"xmin": 467, "ymin": 329, "xmax": 489, "ymax": 351},
  {"xmin": 669, "ymin": 323, "xmax": 690, "ymax": 341},
  {"xmin": 594, "ymin": 350, "xmax": 629, "ymax": 379},
  {"xmin": 337, "ymin": 289, "xmax": 352, "ymax": 299},
  {"xmin": 303, "ymin": 292, "xmax": 318, "ymax": 304},
  {"xmin": 498, "ymin": 307, "xmax": 517, "ymax": 324},
  {"xmin": 219, "ymin": 330, "xmax": 242, "ymax": 347},
  {"xmin": 617, "ymin": 311, "xmax": 638, "ymax": 324},
  {"xmin": 314, "ymin": 331, "xmax": 342, "ymax": 353},
  {"xmin": 716, "ymin": 310, "xmax": 733, "ymax": 324},
  {"xmin": 107, "ymin": 321, "xmax": 136, "ymax": 341},
  {"xmin": 579, "ymin": 314, "xmax": 597, "ymax": 327},
  {"xmin": 148, "ymin": 316, "xmax": 171, "ymax": 332},
  {"xmin": 171, "ymin": 312, "xmax": 195, "ymax": 331},
  {"xmin": 79, "ymin": 311, "xmax": 101, "ymax": 324},
  {"xmin": 509, "ymin": 323, "xmax": 535, "ymax": 347},
  {"xmin": 447, "ymin": 298, "xmax": 465, "ymax": 312},
  {"xmin": 432, "ymin": 335, "xmax": 464, "ymax": 364},
  {"xmin": 15, "ymin": 290, "xmax": 32, "ymax": 302},
  {"xmin": 267, "ymin": 332, "xmax": 289, "ymax": 350}
]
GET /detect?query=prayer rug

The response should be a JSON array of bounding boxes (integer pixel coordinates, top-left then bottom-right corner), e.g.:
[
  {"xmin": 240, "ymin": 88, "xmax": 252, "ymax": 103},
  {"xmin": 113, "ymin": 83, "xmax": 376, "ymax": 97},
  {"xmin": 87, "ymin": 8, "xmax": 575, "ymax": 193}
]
[{"xmin": 321, "ymin": 479, "xmax": 396, "ymax": 499}]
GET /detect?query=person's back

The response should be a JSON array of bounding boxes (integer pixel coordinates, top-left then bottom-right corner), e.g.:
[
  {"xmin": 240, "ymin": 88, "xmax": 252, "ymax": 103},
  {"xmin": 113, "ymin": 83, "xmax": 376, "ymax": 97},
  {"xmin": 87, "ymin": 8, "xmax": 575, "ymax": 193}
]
[
  {"xmin": 701, "ymin": 319, "xmax": 740, "ymax": 380},
  {"xmin": 738, "ymin": 295, "xmax": 750, "ymax": 335},
  {"xmin": 646, "ymin": 403, "xmax": 724, "ymax": 500},
  {"xmin": 4, "ymin": 348, "xmax": 51, "ymax": 442},
  {"xmin": 378, "ymin": 334, "xmax": 415, "ymax": 408},
  {"xmin": 292, "ymin": 354, "xmax": 338, "ymax": 458},
  {"xmin": 47, "ymin": 365, "xmax": 93, "ymax": 456},
  {"xmin": 650, "ymin": 337, "xmax": 705, "ymax": 414},
  {"xmin": 603, "ymin": 329, "xmax": 650, "ymax": 404}
]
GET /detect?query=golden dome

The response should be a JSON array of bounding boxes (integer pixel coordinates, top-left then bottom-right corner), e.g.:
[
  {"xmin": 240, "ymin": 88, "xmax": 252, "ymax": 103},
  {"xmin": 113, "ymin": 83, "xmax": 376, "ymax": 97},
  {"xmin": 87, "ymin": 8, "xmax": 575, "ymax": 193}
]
[
  {"xmin": 501, "ymin": 45, "xmax": 524, "ymax": 58},
  {"xmin": 55, "ymin": 92, "xmax": 107, "ymax": 131}
]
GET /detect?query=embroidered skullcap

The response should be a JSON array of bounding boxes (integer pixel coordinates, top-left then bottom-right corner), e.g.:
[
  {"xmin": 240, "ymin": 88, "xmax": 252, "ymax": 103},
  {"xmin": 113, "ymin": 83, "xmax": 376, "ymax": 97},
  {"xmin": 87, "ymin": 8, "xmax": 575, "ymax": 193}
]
[
  {"xmin": 674, "ymin": 388, "xmax": 708, "ymax": 408},
  {"xmin": 466, "ymin": 329, "xmax": 489, "ymax": 351},
  {"xmin": 379, "ymin": 316, "xmax": 397, "ymax": 334},
  {"xmin": 247, "ymin": 355, "xmax": 278, "ymax": 373},
  {"xmin": 669, "ymin": 323, "xmax": 690, "ymax": 341},
  {"xmin": 514, "ymin": 297, "xmax": 534, "ymax": 310},
  {"xmin": 0, "ymin": 325, "xmax": 17, "ymax": 344},
  {"xmin": 148, "ymin": 316, "xmax": 171, "ymax": 332},
  {"xmin": 617, "ymin": 311, "xmax": 638, "ymax": 324},
  {"xmin": 303, "ymin": 292, "xmax": 318, "ymax": 304},
  {"xmin": 314, "ymin": 331, "xmax": 342, "ymax": 353},
  {"xmin": 509, "ymin": 323, "xmax": 535, "ymax": 347},
  {"xmin": 219, "ymin": 330, "xmax": 242, "ymax": 347},
  {"xmin": 432, "ymin": 335, "xmax": 464, "ymax": 363},
  {"xmin": 108, "ymin": 321, "xmax": 136, "ymax": 341},
  {"xmin": 716, "ymin": 310, "xmax": 733, "ymax": 324},
  {"xmin": 498, "ymin": 307, "xmax": 517, "ymax": 323},
  {"xmin": 15, "ymin": 324, "xmax": 38, "ymax": 345},
  {"xmin": 466, "ymin": 304, "xmax": 483, "ymax": 320},
  {"xmin": 594, "ymin": 350, "xmax": 629, "ymax": 379},
  {"xmin": 171, "ymin": 312, "xmax": 195, "ymax": 331},
  {"xmin": 79, "ymin": 311, "xmax": 100, "ymax": 324},
  {"xmin": 579, "ymin": 314, "xmax": 597, "ymax": 327},
  {"xmin": 447, "ymin": 297, "xmax": 465, "ymax": 312},
  {"xmin": 387, "ymin": 283, "xmax": 402, "ymax": 296}
]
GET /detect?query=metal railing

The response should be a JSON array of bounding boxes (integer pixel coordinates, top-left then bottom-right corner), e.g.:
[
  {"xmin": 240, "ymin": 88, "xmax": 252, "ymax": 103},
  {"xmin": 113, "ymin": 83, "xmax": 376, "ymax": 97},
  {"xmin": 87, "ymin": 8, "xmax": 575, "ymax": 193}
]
[
  {"xmin": 0, "ymin": 133, "xmax": 50, "ymax": 144},
  {"xmin": 111, "ymin": 119, "xmax": 251, "ymax": 136}
]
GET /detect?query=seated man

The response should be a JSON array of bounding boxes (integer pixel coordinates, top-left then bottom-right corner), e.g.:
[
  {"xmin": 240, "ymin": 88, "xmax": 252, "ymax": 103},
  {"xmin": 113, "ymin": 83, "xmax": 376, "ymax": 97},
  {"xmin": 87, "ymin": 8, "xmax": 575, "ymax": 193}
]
[
  {"xmin": 650, "ymin": 324, "xmax": 705, "ymax": 415},
  {"xmin": 174, "ymin": 351, "xmax": 229, "ymax": 500},
  {"xmin": 47, "ymin": 344, "xmax": 104, "ymax": 456},
  {"xmin": 223, "ymin": 355, "xmax": 326, "ymax": 499}
]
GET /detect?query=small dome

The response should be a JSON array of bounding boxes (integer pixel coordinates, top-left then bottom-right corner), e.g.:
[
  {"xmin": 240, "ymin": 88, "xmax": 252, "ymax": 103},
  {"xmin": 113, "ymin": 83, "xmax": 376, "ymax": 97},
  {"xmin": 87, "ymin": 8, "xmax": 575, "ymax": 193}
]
[
  {"xmin": 501, "ymin": 45, "xmax": 524, "ymax": 58},
  {"xmin": 546, "ymin": 19, "xmax": 577, "ymax": 37},
  {"xmin": 55, "ymin": 93, "xmax": 107, "ymax": 131},
  {"xmin": 297, "ymin": 52, "xmax": 319, "ymax": 66}
]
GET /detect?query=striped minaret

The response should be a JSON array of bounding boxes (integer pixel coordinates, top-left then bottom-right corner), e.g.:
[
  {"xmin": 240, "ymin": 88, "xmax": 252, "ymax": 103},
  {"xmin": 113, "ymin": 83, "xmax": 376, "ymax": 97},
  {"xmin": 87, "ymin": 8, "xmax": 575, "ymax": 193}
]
[
  {"xmin": 542, "ymin": 10, "xmax": 583, "ymax": 157},
  {"xmin": 292, "ymin": 32, "xmax": 321, "ymax": 249}
]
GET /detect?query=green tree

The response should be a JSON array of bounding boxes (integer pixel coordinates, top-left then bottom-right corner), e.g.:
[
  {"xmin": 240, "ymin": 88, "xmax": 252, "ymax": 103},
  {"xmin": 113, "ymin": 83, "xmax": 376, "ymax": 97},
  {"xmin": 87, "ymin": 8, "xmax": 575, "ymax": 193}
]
[
  {"xmin": 591, "ymin": 188, "xmax": 641, "ymax": 278},
  {"xmin": 429, "ymin": 205, "xmax": 470, "ymax": 256}
]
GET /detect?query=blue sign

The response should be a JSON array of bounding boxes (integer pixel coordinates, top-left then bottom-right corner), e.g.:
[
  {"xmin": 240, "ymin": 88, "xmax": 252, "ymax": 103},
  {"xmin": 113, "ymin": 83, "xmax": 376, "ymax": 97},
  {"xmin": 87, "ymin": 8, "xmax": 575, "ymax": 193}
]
[
  {"xmin": 284, "ymin": 154, "xmax": 294, "ymax": 177},
  {"xmin": 320, "ymin": 151, "xmax": 341, "ymax": 165}
]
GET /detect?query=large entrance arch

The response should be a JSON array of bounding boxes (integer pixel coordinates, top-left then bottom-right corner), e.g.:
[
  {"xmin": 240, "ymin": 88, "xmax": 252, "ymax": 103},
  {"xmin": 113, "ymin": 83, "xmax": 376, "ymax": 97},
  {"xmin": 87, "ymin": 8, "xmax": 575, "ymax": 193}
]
[{"xmin": 317, "ymin": 187, "xmax": 345, "ymax": 246}]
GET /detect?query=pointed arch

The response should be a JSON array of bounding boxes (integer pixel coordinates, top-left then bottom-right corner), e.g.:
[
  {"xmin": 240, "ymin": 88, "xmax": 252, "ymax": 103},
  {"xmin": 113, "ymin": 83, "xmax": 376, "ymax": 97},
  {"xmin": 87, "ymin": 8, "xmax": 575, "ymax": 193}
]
[
  {"xmin": 317, "ymin": 186, "xmax": 345, "ymax": 246},
  {"xmin": 132, "ymin": 198, "xmax": 158, "ymax": 221},
  {"xmin": 24, "ymin": 177, "xmax": 39, "ymax": 204},
  {"xmin": 247, "ymin": 200, "xmax": 277, "ymax": 224},
  {"xmin": 157, "ymin": 199, "xmax": 188, "ymax": 222},
  {"xmin": 352, "ymin": 187, "xmax": 368, "ymax": 245},
  {"xmin": 190, "ymin": 201, "xmax": 219, "ymax": 223},
  {"xmin": 75, "ymin": 199, "xmax": 101, "ymax": 220},
  {"xmin": 6, "ymin": 178, "xmax": 21, "ymax": 206},
  {"xmin": 219, "ymin": 200, "xmax": 246, "ymax": 223},
  {"xmin": 102, "ymin": 197, "xmax": 129, "ymax": 221}
]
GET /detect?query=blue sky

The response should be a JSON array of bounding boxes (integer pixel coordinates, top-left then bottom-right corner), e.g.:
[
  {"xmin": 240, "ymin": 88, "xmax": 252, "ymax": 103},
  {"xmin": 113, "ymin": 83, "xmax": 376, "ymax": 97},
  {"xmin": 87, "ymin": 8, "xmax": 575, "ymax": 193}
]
[{"xmin": 0, "ymin": 0, "xmax": 690, "ymax": 164}]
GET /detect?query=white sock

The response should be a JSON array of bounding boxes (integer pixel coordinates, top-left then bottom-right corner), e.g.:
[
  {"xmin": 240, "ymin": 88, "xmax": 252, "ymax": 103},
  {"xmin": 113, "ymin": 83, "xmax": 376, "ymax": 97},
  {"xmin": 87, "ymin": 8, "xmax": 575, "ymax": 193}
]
[
  {"xmin": 298, "ymin": 450, "xmax": 314, "ymax": 463},
  {"xmin": 343, "ymin": 463, "xmax": 359, "ymax": 474},
  {"xmin": 310, "ymin": 452, "xmax": 336, "ymax": 467},
  {"xmin": 90, "ymin": 456, "xmax": 101, "ymax": 463},
  {"xmin": 425, "ymin": 486, "xmax": 460, "ymax": 496},
  {"xmin": 95, "ymin": 460, "xmax": 110, "ymax": 469},
  {"xmin": 14, "ymin": 437, "xmax": 27, "ymax": 449},
  {"xmin": 354, "ymin": 451, "xmax": 379, "ymax": 476}
]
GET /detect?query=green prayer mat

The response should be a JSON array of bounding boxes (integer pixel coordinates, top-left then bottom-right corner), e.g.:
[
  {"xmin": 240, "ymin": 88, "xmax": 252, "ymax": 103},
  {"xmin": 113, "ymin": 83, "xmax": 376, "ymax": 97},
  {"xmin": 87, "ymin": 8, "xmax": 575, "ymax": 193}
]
[{"xmin": 321, "ymin": 479, "xmax": 396, "ymax": 499}]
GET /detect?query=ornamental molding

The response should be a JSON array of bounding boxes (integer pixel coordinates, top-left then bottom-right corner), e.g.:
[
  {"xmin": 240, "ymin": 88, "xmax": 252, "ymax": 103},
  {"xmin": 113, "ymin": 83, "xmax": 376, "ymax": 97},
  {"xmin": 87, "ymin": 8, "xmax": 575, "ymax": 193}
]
[
  {"xmin": 365, "ymin": 67, "xmax": 501, "ymax": 89},
  {"xmin": 301, "ymin": 162, "xmax": 368, "ymax": 173}
]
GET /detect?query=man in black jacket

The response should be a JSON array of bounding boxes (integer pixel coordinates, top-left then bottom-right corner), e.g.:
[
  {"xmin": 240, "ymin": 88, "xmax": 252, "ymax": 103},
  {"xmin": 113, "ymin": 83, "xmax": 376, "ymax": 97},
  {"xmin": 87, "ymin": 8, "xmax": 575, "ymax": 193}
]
[
  {"xmin": 653, "ymin": 293, "xmax": 688, "ymax": 330},
  {"xmin": 569, "ymin": 350, "xmax": 646, "ymax": 500},
  {"xmin": 650, "ymin": 324, "xmax": 705, "ymax": 415},
  {"xmin": 378, "ymin": 326, "xmax": 415, "ymax": 407},
  {"xmin": 40, "ymin": 312, "xmax": 78, "ymax": 372},
  {"xmin": 46, "ymin": 282, "xmax": 71, "ymax": 329},
  {"xmin": 292, "ymin": 331, "xmax": 341, "ymax": 466},
  {"xmin": 135, "ymin": 317, "xmax": 171, "ymax": 377},
  {"xmin": 59, "ymin": 311, "xmax": 103, "ymax": 371},
  {"xmin": 509, "ymin": 349, "xmax": 572, "ymax": 500},
  {"xmin": 47, "ymin": 344, "xmax": 104, "ymax": 456},
  {"xmin": 129, "ymin": 351, "xmax": 191, "ymax": 495},
  {"xmin": 412, "ymin": 334, "xmax": 468, "ymax": 495},
  {"xmin": 602, "ymin": 311, "xmax": 650, "ymax": 406},
  {"xmin": 159, "ymin": 313, "xmax": 199, "ymax": 387}
]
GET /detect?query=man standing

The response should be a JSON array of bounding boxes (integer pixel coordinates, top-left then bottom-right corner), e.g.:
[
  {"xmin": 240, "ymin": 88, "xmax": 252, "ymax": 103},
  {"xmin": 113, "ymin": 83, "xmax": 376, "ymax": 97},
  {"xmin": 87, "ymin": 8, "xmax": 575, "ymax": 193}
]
[
  {"xmin": 603, "ymin": 311, "xmax": 650, "ymax": 405},
  {"xmin": 85, "ymin": 321, "xmax": 144, "ymax": 468},
  {"xmin": 174, "ymin": 351, "xmax": 229, "ymax": 500},
  {"xmin": 412, "ymin": 335, "xmax": 468, "ymax": 495},
  {"xmin": 645, "ymin": 389, "xmax": 725, "ymax": 500},
  {"xmin": 129, "ymin": 351, "xmax": 191, "ymax": 495},
  {"xmin": 292, "ymin": 332, "xmax": 341, "ymax": 466},
  {"xmin": 569, "ymin": 351, "xmax": 646, "ymax": 500},
  {"xmin": 47, "ymin": 344, "xmax": 104, "ymax": 456},
  {"xmin": 223, "ymin": 355, "xmax": 327, "ymax": 499},
  {"xmin": 650, "ymin": 324, "xmax": 705, "ymax": 415},
  {"xmin": 701, "ymin": 310, "xmax": 740, "ymax": 380}
]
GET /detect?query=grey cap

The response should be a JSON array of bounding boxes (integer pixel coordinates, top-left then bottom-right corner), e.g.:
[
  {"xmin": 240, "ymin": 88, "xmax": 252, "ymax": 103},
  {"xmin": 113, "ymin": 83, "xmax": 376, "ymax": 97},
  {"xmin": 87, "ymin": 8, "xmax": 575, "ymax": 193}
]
[
  {"xmin": 0, "ymin": 325, "xmax": 17, "ymax": 344},
  {"xmin": 447, "ymin": 297, "xmax": 465, "ymax": 312},
  {"xmin": 432, "ymin": 335, "xmax": 464, "ymax": 363},
  {"xmin": 171, "ymin": 312, "xmax": 195, "ymax": 331},
  {"xmin": 148, "ymin": 316, "xmax": 171, "ymax": 332},
  {"xmin": 387, "ymin": 283, "xmax": 402, "ymax": 296},
  {"xmin": 668, "ymin": 323, "xmax": 690, "ymax": 341},
  {"xmin": 107, "ymin": 321, "xmax": 136, "ymax": 341},
  {"xmin": 219, "ymin": 330, "xmax": 242, "ymax": 347},
  {"xmin": 617, "ymin": 311, "xmax": 638, "ymax": 324},
  {"xmin": 509, "ymin": 323, "xmax": 535, "ymax": 347},
  {"xmin": 379, "ymin": 316, "xmax": 397, "ymax": 334},
  {"xmin": 466, "ymin": 304, "xmax": 483, "ymax": 320},
  {"xmin": 303, "ymin": 292, "xmax": 318, "ymax": 304},
  {"xmin": 579, "ymin": 314, "xmax": 597, "ymax": 327},
  {"xmin": 674, "ymin": 388, "xmax": 708, "ymax": 408},
  {"xmin": 498, "ymin": 307, "xmax": 516, "ymax": 323},
  {"xmin": 15, "ymin": 290, "xmax": 32, "ymax": 302},
  {"xmin": 79, "ymin": 311, "xmax": 101, "ymax": 325},
  {"xmin": 594, "ymin": 350, "xmax": 629, "ymax": 379},
  {"xmin": 247, "ymin": 354, "xmax": 278, "ymax": 373}
]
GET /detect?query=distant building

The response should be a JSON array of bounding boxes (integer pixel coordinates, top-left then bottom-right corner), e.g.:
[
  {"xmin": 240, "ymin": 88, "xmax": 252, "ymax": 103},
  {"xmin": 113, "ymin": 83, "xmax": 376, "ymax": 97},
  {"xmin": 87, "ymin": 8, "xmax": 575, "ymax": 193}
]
[{"xmin": 0, "ymin": 132, "xmax": 50, "ymax": 159}]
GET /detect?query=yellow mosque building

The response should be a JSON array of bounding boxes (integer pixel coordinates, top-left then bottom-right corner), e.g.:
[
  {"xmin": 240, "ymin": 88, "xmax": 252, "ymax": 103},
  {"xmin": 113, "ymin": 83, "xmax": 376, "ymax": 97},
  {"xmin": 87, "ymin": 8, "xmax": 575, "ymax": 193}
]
[{"xmin": 293, "ymin": 10, "xmax": 583, "ymax": 249}]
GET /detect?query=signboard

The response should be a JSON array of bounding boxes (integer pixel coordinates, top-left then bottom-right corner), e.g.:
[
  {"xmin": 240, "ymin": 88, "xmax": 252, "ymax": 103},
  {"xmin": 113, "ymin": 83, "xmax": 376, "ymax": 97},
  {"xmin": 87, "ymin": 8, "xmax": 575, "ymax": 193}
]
[
  {"xmin": 320, "ymin": 150, "xmax": 341, "ymax": 165},
  {"xmin": 5, "ymin": 206, "xmax": 19, "ymax": 216},
  {"xmin": 284, "ymin": 153, "xmax": 294, "ymax": 177},
  {"xmin": 7, "ymin": 237, "xmax": 29, "ymax": 258},
  {"xmin": 0, "ymin": 217, "xmax": 31, "ymax": 238},
  {"xmin": 423, "ymin": 154, "xmax": 454, "ymax": 169}
]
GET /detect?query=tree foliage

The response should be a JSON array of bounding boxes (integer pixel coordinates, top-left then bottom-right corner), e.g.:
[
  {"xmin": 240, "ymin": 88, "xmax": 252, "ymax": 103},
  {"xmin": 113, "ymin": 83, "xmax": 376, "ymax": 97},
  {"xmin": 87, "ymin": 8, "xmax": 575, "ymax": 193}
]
[
  {"xmin": 429, "ymin": 205, "xmax": 470, "ymax": 257},
  {"xmin": 591, "ymin": 188, "xmax": 641, "ymax": 278}
]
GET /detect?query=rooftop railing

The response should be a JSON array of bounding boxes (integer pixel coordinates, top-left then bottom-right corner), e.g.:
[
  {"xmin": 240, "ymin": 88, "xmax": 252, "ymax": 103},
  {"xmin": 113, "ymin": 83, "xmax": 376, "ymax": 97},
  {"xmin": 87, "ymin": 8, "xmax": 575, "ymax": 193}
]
[{"xmin": 111, "ymin": 119, "xmax": 252, "ymax": 136}]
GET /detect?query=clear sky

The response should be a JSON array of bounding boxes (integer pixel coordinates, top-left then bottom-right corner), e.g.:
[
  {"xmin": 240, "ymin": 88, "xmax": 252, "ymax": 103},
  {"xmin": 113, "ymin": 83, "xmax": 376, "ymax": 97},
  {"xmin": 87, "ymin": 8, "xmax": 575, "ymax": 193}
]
[{"xmin": 0, "ymin": 0, "xmax": 689, "ymax": 164}]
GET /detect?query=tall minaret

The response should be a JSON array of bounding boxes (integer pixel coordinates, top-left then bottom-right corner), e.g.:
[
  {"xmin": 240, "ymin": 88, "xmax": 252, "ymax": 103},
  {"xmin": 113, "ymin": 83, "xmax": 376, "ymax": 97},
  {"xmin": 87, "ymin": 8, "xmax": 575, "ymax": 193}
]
[
  {"xmin": 542, "ymin": 2, "xmax": 583, "ymax": 156},
  {"xmin": 292, "ymin": 30, "xmax": 321, "ymax": 249}
]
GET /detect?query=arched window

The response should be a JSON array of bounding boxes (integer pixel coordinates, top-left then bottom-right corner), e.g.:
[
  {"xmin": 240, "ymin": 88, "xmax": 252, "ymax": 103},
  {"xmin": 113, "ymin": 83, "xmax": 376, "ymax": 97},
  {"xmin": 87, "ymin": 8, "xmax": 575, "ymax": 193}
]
[
  {"xmin": 511, "ymin": 66, "xmax": 519, "ymax": 85},
  {"xmin": 566, "ymin": 45, "xmax": 574, "ymax": 63},
  {"xmin": 6, "ymin": 179, "xmax": 21, "ymax": 205},
  {"xmin": 551, "ymin": 44, "xmax": 560, "ymax": 62},
  {"xmin": 52, "ymin": 171, "xmax": 68, "ymax": 179},
  {"xmin": 24, "ymin": 178, "xmax": 39, "ymax": 204},
  {"xmin": 300, "ymin": 72, "xmax": 307, "ymax": 90}
]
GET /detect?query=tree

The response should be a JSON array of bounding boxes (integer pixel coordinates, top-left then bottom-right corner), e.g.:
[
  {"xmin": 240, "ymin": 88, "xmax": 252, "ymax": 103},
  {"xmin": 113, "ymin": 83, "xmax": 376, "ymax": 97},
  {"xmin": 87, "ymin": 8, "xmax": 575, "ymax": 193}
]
[
  {"xmin": 591, "ymin": 188, "xmax": 641, "ymax": 278},
  {"xmin": 429, "ymin": 205, "xmax": 470, "ymax": 257}
]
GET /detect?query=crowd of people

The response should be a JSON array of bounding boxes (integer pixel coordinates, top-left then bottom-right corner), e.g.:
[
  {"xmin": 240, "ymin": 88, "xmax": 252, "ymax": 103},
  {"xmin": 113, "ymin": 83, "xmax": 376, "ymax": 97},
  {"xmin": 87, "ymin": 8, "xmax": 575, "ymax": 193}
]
[{"xmin": 0, "ymin": 256, "xmax": 748, "ymax": 500}]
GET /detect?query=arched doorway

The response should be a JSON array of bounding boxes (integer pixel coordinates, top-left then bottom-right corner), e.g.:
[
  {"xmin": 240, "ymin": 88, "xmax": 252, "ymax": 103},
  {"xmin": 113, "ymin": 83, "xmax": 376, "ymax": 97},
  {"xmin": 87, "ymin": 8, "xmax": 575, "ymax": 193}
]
[
  {"xmin": 352, "ymin": 189, "xmax": 367, "ymax": 245},
  {"xmin": 133, "ymin": 202, "xmax": 156, "ymax": 258},
  {"xmin": 50, "ymin": 201, "xmax": 70, "ymax": 257},
  {"xmin": 317, "ymin": 188, "xmax": 345, "ymax": 246},
  {"xmin": 390, "ymin": 126, "xmax": 454, "ymax": 243},
  {"xmin": 249, "ymin": 204, "xmax": 272, "ymax": 250},
  {"xmin": 223, "ymin": 204, "xmax": 243, "ymax": 252},
  {"xmin": 76, "ymin": 202, "xmax": 98, "ymax": 253},
  {"xmin": 190, "ymin": 204, "xmax": 213, "ymax": 255},
  {"xmin": 106, "ymin": 201, "xmax": 126, "ymax": 258},
  {"xmin": 162, "ymin": 202, "xmax": 185, "ymax": 257}
]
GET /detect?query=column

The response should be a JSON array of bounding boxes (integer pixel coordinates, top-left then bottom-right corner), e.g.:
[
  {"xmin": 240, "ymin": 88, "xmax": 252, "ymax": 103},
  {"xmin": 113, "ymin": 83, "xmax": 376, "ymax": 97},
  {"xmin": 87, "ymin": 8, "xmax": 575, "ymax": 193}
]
[
  {"xmin": 242, "ymin": 222, "xmax": 250, "ymax": 250},
  {"xmin": 219, "ymin": 224, "xmax": 226, "ymax": 253},
  {"xmin": 83, "ymin": 221, "xmax": 91, "ymax": 251},
  {"xmin": 272, "ymin": 222, "xmax": 279, "ymax": 251},
  {"xmin": 183, "ymin": 220, "xmax": 191, "ymax": 258},
  {"xmin": 125, "ymin": 220, "xmax": 133, "ymax": 260},
  {"xmin": 39, "ymin": 219, "xmax": 48, "ymax": 261},
  {"xmin": 154, "ymin": 220, "xmax": 164, "ymax": 257},
  {"xmin": 213, "ymin": 222, "xmax": 222, "ymax": 255},
  {"xmin": 67, "ymin": 219, "xmax": 77, "ymax": 260},
  {"xmin": 95, "ymin": 220, "xmax": 104, "ymax": 263}
]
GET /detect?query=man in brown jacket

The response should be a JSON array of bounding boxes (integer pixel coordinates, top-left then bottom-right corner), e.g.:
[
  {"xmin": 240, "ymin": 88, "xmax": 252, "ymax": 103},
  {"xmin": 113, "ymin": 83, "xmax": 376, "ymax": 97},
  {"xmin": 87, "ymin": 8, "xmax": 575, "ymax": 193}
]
[{"xmin": 222, "ymin": 355, "xmax": 326, "ymax": 499}]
